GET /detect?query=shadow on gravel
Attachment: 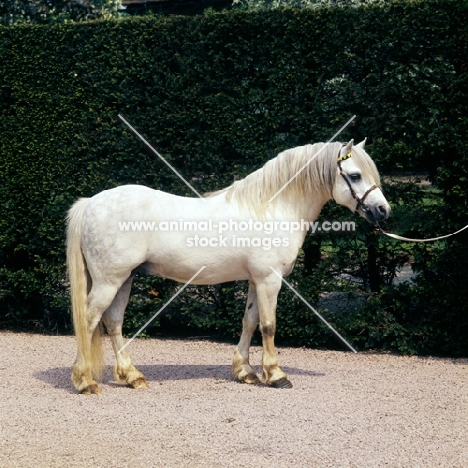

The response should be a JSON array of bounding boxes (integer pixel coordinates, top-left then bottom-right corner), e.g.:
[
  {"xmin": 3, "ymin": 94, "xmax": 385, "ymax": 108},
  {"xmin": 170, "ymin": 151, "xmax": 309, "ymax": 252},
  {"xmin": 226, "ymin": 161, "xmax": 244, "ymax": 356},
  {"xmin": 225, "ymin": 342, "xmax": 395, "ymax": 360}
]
[{"xmin": 34, "ymin": 364, "xmax": 325, "ymax": 392}]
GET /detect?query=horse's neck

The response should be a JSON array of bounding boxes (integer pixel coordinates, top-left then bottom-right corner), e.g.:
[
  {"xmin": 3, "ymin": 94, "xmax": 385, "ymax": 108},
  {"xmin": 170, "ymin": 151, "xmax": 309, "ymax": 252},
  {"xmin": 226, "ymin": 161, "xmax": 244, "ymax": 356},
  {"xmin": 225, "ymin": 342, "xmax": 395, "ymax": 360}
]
[
  {"xmin": 209, "ymin": 186, "xmax": 328, "ymax": 223},
  {"xmin": 274, "ymin": 195, "xmax": 328, "ymax": 224}
]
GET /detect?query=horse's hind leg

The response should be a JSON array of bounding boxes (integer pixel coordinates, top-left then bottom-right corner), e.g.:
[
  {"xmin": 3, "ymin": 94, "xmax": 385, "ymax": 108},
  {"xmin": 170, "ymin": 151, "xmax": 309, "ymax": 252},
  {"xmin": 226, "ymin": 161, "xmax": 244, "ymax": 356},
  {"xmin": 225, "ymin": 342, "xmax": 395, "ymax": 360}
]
[
  {"xmin": 71, "ymin": 317, "xmax": 103, "ymax": 395},
  {"xmin": 101, "ymin": 276, "xmax": 148, "ymax": 389},
  {"xmin": 232, "ymin": 282, "xmax": 261, "ymax": 385},
  {"xmin": 72, "ymin": 281, "xmax": 122, "ymax": 395}
]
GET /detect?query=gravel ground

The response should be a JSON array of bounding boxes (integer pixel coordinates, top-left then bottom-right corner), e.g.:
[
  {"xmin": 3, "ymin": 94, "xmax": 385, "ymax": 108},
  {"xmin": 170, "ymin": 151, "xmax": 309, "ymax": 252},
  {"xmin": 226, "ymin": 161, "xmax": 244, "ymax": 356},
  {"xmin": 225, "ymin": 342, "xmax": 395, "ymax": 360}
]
[{"xmin": 1, "ymin": 331, "xmax": 467, "ymax": 468}]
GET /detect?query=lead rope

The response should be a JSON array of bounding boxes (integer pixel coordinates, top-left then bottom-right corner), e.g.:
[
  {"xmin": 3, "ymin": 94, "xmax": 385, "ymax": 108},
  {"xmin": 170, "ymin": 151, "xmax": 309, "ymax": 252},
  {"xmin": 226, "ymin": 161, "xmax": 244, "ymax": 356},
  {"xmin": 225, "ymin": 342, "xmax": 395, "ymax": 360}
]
[{"xmin": 375, "ymin": 222, "xmax": 468, "ymax": 243}]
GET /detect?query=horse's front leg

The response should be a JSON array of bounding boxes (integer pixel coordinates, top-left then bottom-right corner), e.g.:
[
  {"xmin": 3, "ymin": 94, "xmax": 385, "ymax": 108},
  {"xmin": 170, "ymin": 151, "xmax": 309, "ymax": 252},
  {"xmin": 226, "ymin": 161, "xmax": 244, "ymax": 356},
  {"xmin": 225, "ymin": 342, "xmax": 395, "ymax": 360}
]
[
  {"xmin": 232, "ymin": 282, "xmax": 261, "ymax": 385},
  {"xmin": 101, "ymin": 276, "xmax": 148, "ymax": 389},
  {"xmin": 256, "ymin": 274, "xmax": 292, "ymax": 389}
]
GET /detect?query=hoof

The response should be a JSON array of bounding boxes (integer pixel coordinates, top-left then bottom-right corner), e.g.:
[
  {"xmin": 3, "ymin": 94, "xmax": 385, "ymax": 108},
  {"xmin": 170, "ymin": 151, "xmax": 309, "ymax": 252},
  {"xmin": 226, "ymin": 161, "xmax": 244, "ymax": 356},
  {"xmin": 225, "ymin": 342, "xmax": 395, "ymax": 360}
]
[
  {"xmin": 80, "ymin": 383, "xmax": 102, "ymax": 395},
  {"xmin": 267, "ymin": 377, "xmax": 293, "ymax": 389},
  {"xmin": 236, "ymin": 372, "xmax": 261, "ymax": 385},
  {"xmin": 129, "ymin": 377, "xmax": 148, "ymax": 389}
]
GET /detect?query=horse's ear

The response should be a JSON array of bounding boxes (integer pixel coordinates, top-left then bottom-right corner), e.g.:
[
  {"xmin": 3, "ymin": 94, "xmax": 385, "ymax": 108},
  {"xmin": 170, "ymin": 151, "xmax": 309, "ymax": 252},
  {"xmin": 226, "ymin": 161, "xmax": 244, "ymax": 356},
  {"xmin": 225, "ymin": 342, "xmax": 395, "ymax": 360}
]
[
  {"xmin": 339, "ymin": 139, "xmax": 354, "ymax": 158},
  {"xmin": 356, "ymin": 138, "xmax": 367, "ymax": 149}
]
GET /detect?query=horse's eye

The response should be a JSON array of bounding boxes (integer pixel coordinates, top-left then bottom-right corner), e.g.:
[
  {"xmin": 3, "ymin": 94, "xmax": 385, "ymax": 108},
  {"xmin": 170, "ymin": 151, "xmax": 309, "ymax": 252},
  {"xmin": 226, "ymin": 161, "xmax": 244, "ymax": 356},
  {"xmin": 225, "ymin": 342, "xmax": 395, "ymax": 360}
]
[{"xmin": 349, "ymin": 173, "xmax": 361, "ymax": 182}]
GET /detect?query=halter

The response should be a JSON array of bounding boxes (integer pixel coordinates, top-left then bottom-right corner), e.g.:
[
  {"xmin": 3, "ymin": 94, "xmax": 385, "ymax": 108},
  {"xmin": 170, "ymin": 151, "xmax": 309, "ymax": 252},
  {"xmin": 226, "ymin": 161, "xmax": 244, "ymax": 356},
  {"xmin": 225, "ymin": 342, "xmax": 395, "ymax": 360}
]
[{"xmin": 337, "ymin": 149, "xmax": 378, "ymax": 214}]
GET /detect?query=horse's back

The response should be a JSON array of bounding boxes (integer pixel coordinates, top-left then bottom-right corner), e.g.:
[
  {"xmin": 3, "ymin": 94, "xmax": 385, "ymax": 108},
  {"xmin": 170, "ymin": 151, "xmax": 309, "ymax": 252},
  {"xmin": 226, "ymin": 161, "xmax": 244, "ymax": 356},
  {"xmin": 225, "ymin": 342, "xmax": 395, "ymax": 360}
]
[{"xmin": 79, "ymin": 185, "xmax": 240, "ymax": 282}]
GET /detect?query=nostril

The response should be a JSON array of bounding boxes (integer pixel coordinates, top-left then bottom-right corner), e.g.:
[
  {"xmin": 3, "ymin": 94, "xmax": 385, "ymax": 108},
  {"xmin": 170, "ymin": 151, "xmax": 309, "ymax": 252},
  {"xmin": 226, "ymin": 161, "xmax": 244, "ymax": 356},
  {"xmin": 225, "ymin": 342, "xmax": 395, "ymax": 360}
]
[{"xmin": 378, "ymin": 205, "xmax": 390, "ymax": 220}]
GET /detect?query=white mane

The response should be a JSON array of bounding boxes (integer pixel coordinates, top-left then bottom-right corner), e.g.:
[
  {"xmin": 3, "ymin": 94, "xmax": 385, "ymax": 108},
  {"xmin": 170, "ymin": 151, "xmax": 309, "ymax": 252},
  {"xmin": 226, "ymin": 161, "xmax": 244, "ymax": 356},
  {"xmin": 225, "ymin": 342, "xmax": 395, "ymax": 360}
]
[{"xmin": 207, "ymin": 142, "xmax": 380, "ymax": 218}]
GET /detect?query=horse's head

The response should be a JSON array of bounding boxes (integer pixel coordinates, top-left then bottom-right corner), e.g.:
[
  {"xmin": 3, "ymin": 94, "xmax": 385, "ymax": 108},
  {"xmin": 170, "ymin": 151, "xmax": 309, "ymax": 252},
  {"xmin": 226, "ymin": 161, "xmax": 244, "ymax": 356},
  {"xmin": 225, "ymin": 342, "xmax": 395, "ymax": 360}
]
[{"xmin": 332, "ymin": 139, "xmax": 390, "ymax": 223}]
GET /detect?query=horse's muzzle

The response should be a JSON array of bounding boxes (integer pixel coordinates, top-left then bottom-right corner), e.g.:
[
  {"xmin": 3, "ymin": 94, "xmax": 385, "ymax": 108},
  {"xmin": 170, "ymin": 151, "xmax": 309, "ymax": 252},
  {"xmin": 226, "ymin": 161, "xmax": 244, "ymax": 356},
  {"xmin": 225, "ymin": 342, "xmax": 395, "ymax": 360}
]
[{"xmin": 361, "ymin": 203, "xmax": 391, "ymax": 223}]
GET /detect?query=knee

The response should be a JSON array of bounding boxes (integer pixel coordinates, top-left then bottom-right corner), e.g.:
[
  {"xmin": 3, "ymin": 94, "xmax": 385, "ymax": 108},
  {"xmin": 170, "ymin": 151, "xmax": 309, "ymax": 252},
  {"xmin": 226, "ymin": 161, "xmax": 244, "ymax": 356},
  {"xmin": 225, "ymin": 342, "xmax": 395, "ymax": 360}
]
[
  {"xmin": 261, "ymin": 321, "xmax": 275, "ymax": 337},
  {"xmin": 243, "ymin": 315, "xmax": 257, "ymax": 328}
]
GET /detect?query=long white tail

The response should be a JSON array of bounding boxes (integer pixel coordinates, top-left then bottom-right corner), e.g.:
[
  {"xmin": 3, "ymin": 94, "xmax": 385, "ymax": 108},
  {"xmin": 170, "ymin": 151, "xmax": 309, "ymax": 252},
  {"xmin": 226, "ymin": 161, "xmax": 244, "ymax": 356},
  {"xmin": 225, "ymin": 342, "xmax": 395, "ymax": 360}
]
[{"xmin": 66, "ymin": 198, "xmax": 103, "ymax": 384}]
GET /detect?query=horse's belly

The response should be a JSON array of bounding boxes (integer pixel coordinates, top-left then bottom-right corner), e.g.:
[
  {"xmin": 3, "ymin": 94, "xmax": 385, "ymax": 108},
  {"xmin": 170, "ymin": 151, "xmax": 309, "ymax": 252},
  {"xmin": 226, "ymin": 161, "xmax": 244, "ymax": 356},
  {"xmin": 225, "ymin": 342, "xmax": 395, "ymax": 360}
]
[{"xmin": 142, "ymin": 253, "xmax": 251, "ymax": 285}]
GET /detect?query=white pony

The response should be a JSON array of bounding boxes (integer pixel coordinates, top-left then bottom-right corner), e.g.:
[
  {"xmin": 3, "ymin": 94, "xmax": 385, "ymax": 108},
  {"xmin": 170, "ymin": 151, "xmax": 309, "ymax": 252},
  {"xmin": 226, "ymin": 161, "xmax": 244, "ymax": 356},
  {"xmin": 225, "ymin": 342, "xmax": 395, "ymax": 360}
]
[{"xmin": 67, "ymin": 139, "xmax": 390, "ymax": 394}]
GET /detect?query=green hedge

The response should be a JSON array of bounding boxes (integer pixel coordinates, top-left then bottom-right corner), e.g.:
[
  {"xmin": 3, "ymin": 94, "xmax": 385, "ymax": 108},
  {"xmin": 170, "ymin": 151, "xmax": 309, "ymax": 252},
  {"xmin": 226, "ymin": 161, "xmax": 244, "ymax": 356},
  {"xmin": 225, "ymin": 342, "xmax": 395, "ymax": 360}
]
[{"xmin": 1, "ymin": 1, "xmax": 468, "ymax": 355}]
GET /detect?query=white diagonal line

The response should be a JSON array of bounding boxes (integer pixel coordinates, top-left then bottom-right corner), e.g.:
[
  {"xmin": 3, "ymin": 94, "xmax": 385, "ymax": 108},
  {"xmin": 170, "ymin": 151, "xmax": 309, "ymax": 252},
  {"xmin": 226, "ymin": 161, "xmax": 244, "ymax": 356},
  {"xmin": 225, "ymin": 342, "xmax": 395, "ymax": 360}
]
[
  {"xmin": 268, "ymin": 115, "xmax": 356, "ymax": 203},
  {"xmin": 118, "ymin": 266, "xmax": 206, "ymax": 354},
  {"xmin": 269, "ymin": 266, "xmax": 357, "ymax": 353},
  {"xmin": 118, "ymin": 114, "xmax": 207, "ymax": 201}
]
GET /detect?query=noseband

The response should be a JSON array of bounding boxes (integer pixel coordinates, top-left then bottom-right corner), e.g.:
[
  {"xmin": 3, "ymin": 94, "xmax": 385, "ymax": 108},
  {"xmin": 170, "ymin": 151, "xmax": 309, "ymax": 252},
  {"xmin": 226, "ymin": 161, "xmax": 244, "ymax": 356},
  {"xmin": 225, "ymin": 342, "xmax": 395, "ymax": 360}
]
[{"xmin": 337, "ymin": 150, "xmax": 378, "ymax": 214}]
